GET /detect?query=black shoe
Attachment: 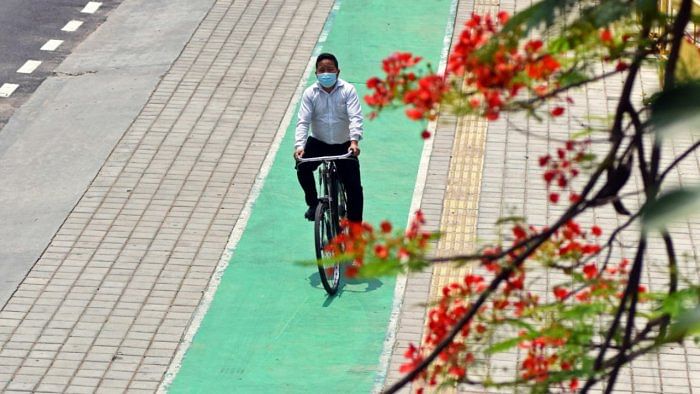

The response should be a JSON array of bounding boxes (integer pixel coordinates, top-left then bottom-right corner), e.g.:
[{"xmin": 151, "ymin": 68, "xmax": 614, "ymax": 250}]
[{"xmin": 304, "ymin": 206, "xmax": 315, "ymax": 221}]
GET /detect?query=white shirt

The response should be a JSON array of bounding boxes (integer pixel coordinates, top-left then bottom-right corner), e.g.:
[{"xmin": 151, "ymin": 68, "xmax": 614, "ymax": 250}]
[{"xmin": 295, "ymin": 78, "xmax": 364, "ymax": 149}]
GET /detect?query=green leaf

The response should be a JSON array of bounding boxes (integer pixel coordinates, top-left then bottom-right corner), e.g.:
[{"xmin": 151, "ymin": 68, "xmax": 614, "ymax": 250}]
[
  {"xmin": 665, "ymin": 305, "xmax": 700, "ymax": 343},
  {"xmin": 585, "ymin": 0, "xmax": 632, "ymax": 27},
  {"xmin": 558, "ymin": 70, "xmax": 591, "ymax": 86},
  {"xmin": 561, "ymin": 303, "xmax": 607, "ymax": 319},
  {"xmin": 503, "ymin": 318, "xmax": 538, "ymax": 334},
  {"xmin": 642, "ymin": 187, "xmax": 700, "ymax": 230},
  {"xmin": 634, "ymin": 0, "xmax": 658, "ymax": 18},
  {"xmin": 485, "ymin": 337, "xmax": 521, "ymax": 354},
  {"xmin": 658, "ymin": 288, "xmax": 700, "ymax": 316},
  {"xmin": 357, "ymin": 259, "xmax": 402, "ymax": 278},
  {"xmin": 650, "ymin": 82, "xmax": 700, "ymax": 136},
  {"xmin": 495, "ymin": 215, "xmax": 526, "ymax": 225}
]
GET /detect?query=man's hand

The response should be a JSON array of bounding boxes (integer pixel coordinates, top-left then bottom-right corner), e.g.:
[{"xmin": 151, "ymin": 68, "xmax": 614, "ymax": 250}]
[
  {"xmin": 349, "ymin": 141, "xmax": 360, "ymax": 157},
  {"xmin": 294, "ymin": 148, "xmax": 304, "ymax": 159}
]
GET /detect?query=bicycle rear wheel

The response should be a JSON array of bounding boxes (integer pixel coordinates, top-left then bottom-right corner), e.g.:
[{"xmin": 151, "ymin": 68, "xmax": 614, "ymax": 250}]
[{"xmin": 315, "ymin": 202, "xmax": 340, "ymax": 295}]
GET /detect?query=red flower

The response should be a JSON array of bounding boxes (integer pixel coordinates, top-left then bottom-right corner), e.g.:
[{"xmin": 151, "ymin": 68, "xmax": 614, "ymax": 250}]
[
  {"xmin": 512, "ymin": 225, "xmax": 528, "ymax": 240},
  {"xmin": 576, "ymin": 291, "xmax": 591, "ymax": 302},
  {"xmin": 366, "ymin": 77, "xmax": 381, "ymax": 88},
  {"xmin": 553, "ymin": 286, "xmax": 569, "ymax": 300},
  {"xmin": 406, "ymin": 108, "xmax": 424, "ymax": 120},
  {"xmin": 549, "ymin": 192, "xmax": 560, "ymax": 204},
  {"xmin": 557, "ymin": 176, "xmax": 568, "ymax": 188},
  {"xmin": 591, "ymin": 225, "xmax": 602, "ymax": 237},
  {"xmin": 550, "ymin": 106, "xmax": 565, "ymax": 117},
  {"xmin": 583, "ymin": 263, "xmax": 598, "ymax": 280},
  {"xmin": 374, "ymin": 244, "xmax": 389, "ymax": 259},
  {"xmin": 464, "ymin": 274, "xmax": 484, "ymax": 287},
  {"xmin": 345, "ymin": 265, "xmax": 358, "ymax": 278},
  {"xmin": 570, "ymin": 378, "xmax": 579, "ymax": 391},
  {"xmin": 493, "ymin": 299, "xmax": 509, "ymax": 309},
  {"xmin": 600, "ymin": 28, "xmax": 613, "ymax": 43},
  {"xmin": 449, "ymin": 366, "xmax": 466, "ymax": 378},
  {"xmin": 380, "ymin": 220, "xmax": 392, "ymax": 233},
  {"xmin": 543, "ymin": 170, "xmax": 556, "ymax": 184},
  {"xmin": 524, "ymin": 39, "xmax": 543, "ymax": 53}
]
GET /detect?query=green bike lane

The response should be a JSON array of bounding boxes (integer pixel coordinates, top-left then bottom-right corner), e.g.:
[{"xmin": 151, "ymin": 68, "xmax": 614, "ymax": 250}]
[{"xmin": 168, "ymin": 1, "xmax": 453, "ymax": 392}]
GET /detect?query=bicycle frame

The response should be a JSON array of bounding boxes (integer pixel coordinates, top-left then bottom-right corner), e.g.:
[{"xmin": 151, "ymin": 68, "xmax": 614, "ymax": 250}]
[
  {"xmin": 297, "ymin": 151, "xmax": 353, "ymax": 224},
  {"xmin": 298, "ymin": 152, "xmax": 353, "ymax": 295}
]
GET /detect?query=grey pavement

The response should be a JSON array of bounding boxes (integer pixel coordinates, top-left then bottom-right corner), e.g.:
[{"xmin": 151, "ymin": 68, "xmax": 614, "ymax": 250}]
[
  {"xmin": 0, "ymin": 0, "xmax": 215, "ymax": 306},
  {"xmin": 0, "ymin": 0, "xmax": 126, "ymax": 129},
  {"xmin": 0, "ymin": 0, "xmax": 333, "ymax": 391}
]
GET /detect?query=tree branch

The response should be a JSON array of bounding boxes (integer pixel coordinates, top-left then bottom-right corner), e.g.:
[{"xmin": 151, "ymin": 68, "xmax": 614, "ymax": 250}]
[
  {"xmin": 604, "ymin": 236, "xmax": 645, "ymax": 393},
  {"xmin": 384, "ymin": 133, "xmax": 624, "ymax": 392},
  {"xmin": 663, "ymin": 0, "xmax": 693, "ymax": 89}
]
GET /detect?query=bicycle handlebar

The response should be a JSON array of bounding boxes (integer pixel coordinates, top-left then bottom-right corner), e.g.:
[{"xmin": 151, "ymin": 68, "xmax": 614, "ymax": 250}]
[{"xmin": 297, "ymin": 151, "xmax": 354, "ymax": 163}]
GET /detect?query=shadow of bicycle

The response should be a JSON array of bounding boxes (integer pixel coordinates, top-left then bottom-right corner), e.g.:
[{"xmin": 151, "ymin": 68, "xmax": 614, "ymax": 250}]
[{"xmin": 307, "ymin": 268, "xmax": 383, "ymax": 307}]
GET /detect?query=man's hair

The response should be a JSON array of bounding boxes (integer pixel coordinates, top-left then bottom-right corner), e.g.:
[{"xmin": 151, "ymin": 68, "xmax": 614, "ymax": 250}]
[{"xmin": 316, "ymin": 53, "xmax": 339, "ymax": 69}]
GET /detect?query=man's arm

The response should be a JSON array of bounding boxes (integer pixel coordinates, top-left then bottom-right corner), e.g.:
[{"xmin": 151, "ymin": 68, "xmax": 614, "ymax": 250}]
[
  {"xmin": 294, "ymin": 90, "xmax": 313, "ymax": 157},
  {"xmin": 346, "ymin": 85, "xmax": 364, "ymax": 144}
]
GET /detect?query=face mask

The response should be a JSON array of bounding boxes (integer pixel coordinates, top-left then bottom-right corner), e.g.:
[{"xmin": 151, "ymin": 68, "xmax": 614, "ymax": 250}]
[{"xmin": 317, "ymin": 72, "xmax": 337, "ymax": 88}]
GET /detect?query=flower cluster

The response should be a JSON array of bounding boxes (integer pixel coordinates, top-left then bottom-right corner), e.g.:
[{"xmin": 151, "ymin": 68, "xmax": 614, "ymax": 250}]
[
  {"xmin": 538, "ymin": 139, "xmax": 592, "ymax": 204},
  {"xmin": 400, "ymin": 220, "xmax": 631, "ymax": 391},
  {"xmin": 324, "ymin": 211, "xmax": 431, "ymax": 278},
  {"xmin": 448, "ymin": 12, "xmax": 562, "ymax": 120},
  {"xmin": 403, "ymin": 74, "xmax": 450, "ymax": 121},
  {"xmin": 364, "ymin": 12, "xmax": 568, "ymax": 127},
  {"xmin": 364, "ymin": 52, "xmax": 424, "ymax": 119},
  {"xmin": 365, "ymin": 52, "xmax": 449, "ymax": 122}
]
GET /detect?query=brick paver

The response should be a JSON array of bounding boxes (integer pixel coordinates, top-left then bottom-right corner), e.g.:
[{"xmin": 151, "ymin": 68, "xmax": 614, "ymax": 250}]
[{"xmin": 0, "ymin": 0, "xmax": 333, "ymax": 391}]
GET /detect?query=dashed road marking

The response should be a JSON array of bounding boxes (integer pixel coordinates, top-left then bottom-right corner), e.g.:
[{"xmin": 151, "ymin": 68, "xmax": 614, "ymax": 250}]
[
  {"xmin": 0, "ymin": 83, "xmax": 19, "ymax": 98},
  {"xmin": 62, "ymin": 20, "xmax": 83, "ymax": 32},
  {"xmin": 17, "ymin": 60, "xmax": 42, "ymax": 74},
  {"xmin": 81, "ymin": 2, "xmax": 102, "ymax": 14},
  {"xmin": 41, "ymin": 39, "xmax": 64, "ymax": 51}
]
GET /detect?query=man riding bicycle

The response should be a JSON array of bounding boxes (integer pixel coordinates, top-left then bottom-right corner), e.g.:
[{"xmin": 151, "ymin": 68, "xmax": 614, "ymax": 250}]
[{"xmin": 294, "ymin": 53, "xmax": 364, "ymax": 224}]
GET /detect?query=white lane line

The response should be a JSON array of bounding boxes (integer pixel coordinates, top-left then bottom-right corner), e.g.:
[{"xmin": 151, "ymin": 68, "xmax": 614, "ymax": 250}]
[
  {"xmin": 41, "ymin": 39, "xmax": 64, "ymax": 51},
  {"xmin": 0, "ymin": 83, "xmax": 19, "ymax": 98},
  {"xmin": 156, "ymin": 1, "xmax": 343, "ymax": 392},
  {"xmin": 17, "ymin": 60, "xmax": 42, "ymax": 74},
  {"xmin": 371, "ymin": 0, "xmax": 460, "ymax": 391},
  {"xmin": 81, "ymin": 2, "xmax": 102, "ymax": 14},
  {"xmin": 62, "ymin": 20, "xmax": 83, "ymax": 32}
]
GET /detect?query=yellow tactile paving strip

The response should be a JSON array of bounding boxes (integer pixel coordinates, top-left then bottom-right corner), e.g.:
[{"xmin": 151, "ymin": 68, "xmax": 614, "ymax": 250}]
[
  {"xmin": 426, "ymin": 0, "xmax": 498, "ymax": 306},
  {"xmin": 427, "ymin": 113, "xmax": 488, "ymax": 303}
]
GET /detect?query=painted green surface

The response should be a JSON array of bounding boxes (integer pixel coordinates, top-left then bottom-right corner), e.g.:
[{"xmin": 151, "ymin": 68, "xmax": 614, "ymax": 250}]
[{"xmin": 169, "ymin": 0, "xmax": 452, "ymax": 392}]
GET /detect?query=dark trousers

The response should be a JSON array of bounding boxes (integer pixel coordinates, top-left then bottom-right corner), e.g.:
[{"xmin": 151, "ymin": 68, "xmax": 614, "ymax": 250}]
[{"xmin": 296, "ymin": 137, "xmax": 364, "ymax": 222}]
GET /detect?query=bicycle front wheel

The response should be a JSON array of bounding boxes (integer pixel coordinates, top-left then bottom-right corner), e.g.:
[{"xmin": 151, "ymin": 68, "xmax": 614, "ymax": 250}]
[{"xmin": 314, "ymin": 202, "xmax": 340, "ymax": 295}]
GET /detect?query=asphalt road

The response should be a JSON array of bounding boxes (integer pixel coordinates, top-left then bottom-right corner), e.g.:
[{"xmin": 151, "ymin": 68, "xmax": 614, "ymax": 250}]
[
  {"xmin": 0, "ymin": 0, "xmax": 215, "ymax": 307},
  {"xmin": 0, "ymin": 0, "xmax": 123, "ymax": 129}
]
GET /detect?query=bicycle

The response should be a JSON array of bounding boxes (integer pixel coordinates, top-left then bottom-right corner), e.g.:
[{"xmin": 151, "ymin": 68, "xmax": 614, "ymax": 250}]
[{"xmin": 297, "ymin": 151, "xmax": 353, "ymax": 295}]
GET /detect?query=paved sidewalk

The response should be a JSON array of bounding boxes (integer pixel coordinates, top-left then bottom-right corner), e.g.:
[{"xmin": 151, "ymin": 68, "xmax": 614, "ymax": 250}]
[
  {"xmin": 0, "ymin": 0, "xmax": 333, "ymax": 391},
  {"xmin": 0, "ymin": 0, "xmax": 214, "ymax": 307},
  {"xmin": 383, "ymin": 1, "xmax": 700, "ymax": 393}
]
